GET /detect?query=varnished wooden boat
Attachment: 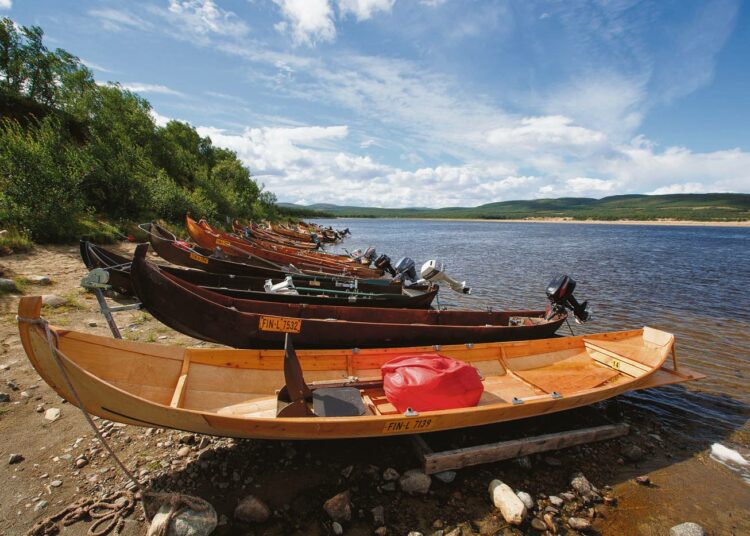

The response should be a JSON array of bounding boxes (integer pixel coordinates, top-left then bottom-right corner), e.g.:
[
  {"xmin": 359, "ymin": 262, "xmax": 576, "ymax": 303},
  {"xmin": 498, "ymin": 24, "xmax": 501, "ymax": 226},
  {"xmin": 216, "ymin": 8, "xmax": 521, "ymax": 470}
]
[
  {"xmin": 186, "ymin": 216, "xmax": 381, "ymax": 278},
  {"xmin": 131, "ymin": 245, "xmax": 567, "ymax": 349},
  {"xmin": 233, "ymin": 220, "xmax": 319, "ymax": 250},
  {"xmin": 17, "ymin": 296, "xmax": 703, "ymax": 440},
  {"xmin": 80, "ymin": 241, "xmax": 437, "ymax": 308}
]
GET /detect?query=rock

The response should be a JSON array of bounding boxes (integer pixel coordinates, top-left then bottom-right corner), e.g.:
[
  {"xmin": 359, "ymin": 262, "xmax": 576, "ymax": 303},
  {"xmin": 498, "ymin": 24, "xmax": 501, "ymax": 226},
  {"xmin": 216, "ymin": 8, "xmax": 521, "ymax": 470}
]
[
  {"xmin": 622, "ymin": 444, "xmax": 645, "ymax": 462},
  {"xmin": 323, "ymin": 490, "xmax": 352, "ymax": 522},
  {"xmin": 570, "ymin": 473, "xmax": 599, "ymax": 502},
  {"xmin": 399, "ymin": 469, "xmax": 432, "ymax": 495},
  {"xmin": 8, "ymin": 453, "xmax": 23, "ymax": 464},
  {"xmin": 27, "ymin": 275, "xmax": 51, "ymax": 285},
  {"xmin": 560, "ymin": 492, "xmax": 576, "ymax": 502},
  {"xmin": 332, "ymin": 521, "xmax": 344, "ymax": 534},
  {"xmin": 407, "ymin": 533, "xmax": 423, "ymax": 536},
  {"xmin": 381, "ymin": 482, "xmax": 396, "ymax": 492},
  {"xmin": 75, "ymin": 457, "xmax": 88, "ymax": 468},
  {"xmin": 382, "ymin": 467, "xmax": 400, "ymax": 481},
  {"xmin": 179, "ymin": 434, "xmax": 196, "ymax": 445},
  {"xmin": 489, "ymin": 480, "xmax": 527, "ymax": 525},
  {"xmin": 198, "ymin": 437, "xmax": 211, "ymax": 449},
  {"xmin": 0, "ymin": 392, "xmax": 9, "ymax": 402},
  {"xmin": 86, "ymin": 320, "xmax": 98, "ymax": 327},
  {"xmin": 603, "ymin": 495, "xmax": 617, "ymax": 506},
  {"xmin": 50, "ymin": 480, "xmax": 62, "ymax": 487},
  {"xmin": 530, "ymin": 517, "xmax": 547, "ymax": 531},
  {"xmin": 44, "ymin": 408, "xmax": 61, "ymax": 421},
  {"xmin": 549, "ymin": 495, "xmax": 563, "ymax": 507},
  {"xmin": 669, "ymin": 522, "xmax": 705, "ymax": 536},
  {"xmin": 371, "ymin": 505, "xmax": 385, "ymax": 526},
  {"xmin": 42, "ymin": 294, "xmax": 66, "ymax": 307},
  {"xmin": 635, "ymin": 475, "xmax": 651, "ymax": 486},
  {"xmin": 516, "ymin": 491, "xmax": 534, "ymax": 510},
  {"xmin": 147, "ymin": 497, "xmax": 217, "ymax": 536},
  {"xmin": 6, "ymin": 379, "xmax": 18, "ymax": 390},
  {"xmin": 543, "ymin": 512, "xmax": 556, "ymax": 532},
  {"xmin": 234, "ymin": 495, "xmax": 270, "ymax": 523},
  {"xmin": 434, "ymin": 470, "xmax": 457, "ymax": 483},
  {"xmin": 176, "ymin": 446, "xmax": 191, "ymax": 458},
  {"xmin": 340, "ymin": 465, "xmax": 354, "ymax": 478},
  {"xmin": 0, "ymin": 278, "xmax": 18, "ymax": 291},
  {"xmin": 568, "ymin": 517, "xmax": 592, "ymax": 531},
  {"xmin": 374, "ymin": 527, "xmax": 387, "ymax": 536},
  {"xmin": 34, "ymin": 500, "xmax": 49, "ymax": 512},
  {"xmin": 514, "ymin": 455, "xmax": 533, "ymax": 470},
  {"xmin": 35, "ymin": 404, "xmax": 44, "ymax": 413}
]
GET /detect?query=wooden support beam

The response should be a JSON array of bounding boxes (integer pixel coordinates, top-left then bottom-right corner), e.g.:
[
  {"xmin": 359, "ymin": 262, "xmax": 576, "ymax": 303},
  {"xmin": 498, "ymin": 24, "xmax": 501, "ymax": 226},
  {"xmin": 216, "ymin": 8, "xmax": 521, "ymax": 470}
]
[
  {"xmin": 414, "ymin": 422, "xmax": 629, "ymax": 475},
  {"xmin": 170, "ymin": 354, "xmax": 191, "ymax": 409}
]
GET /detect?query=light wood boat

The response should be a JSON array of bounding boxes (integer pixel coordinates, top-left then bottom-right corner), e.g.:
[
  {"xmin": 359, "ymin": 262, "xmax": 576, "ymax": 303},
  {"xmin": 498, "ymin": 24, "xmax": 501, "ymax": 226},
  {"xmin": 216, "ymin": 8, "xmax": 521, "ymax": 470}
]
[{"xmin": 18, "ymin": 297, "xmax": 704, "ymax": 440}]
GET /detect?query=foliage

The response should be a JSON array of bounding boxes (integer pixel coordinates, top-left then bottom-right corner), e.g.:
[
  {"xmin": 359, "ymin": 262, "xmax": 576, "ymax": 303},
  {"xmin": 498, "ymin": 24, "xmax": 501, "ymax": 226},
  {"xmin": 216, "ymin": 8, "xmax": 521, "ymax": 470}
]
[
  {"xmin": 0, "ymin": 18, "xmax": 277, "ymax": 243},
  {"xmin": 0, "ymin": 228, "xmax": 33, "ymax": 255}
]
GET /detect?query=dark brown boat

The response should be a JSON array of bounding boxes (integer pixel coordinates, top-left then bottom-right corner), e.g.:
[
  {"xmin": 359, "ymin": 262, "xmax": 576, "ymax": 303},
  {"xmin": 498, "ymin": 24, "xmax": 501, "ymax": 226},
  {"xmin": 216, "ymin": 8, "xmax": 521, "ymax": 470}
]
[
  {"xmin": 80, "ymin": 241, "xmax": 437, "ymax": 308},
  {"xmin": 131, "ymin": 244, "xmax": 568, "ymax": 349}
]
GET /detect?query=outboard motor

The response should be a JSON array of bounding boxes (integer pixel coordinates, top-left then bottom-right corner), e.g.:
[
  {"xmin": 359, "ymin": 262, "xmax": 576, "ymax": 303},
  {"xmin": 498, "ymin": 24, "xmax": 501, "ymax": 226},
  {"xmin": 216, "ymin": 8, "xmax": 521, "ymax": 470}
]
[
  {"xmin": 374, "ymin": 254, "xmax": 396, "ymax": 276},
  {"xmin": 393, "ymin": 257, "xmax": 417, "ymax": 282},
  {"xmin": 418, "ymin": 260, "xmax": 471, "ymax": 294},
  {"xmin": 310, "ymin": 233, "xmax": 321, "ymax": 248},
  {"xmin": 361, "ymin": 246, "xmax": 377, "ymax": 264},
  {"xmin": 350, "ymin": 248, "xmax": 363, "ymax": 260},
  {"xmin": 545, "ymin": 274, "xmax": 590, "ymax": 323},
  {"xmin": 264, "ymin": 276, "xmax": 299, "ymax": 295}
]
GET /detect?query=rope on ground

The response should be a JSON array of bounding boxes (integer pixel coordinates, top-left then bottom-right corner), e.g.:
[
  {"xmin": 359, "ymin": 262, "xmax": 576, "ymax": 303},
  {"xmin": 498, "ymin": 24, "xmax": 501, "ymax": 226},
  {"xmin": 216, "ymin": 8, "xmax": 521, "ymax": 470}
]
[{"xmin": 26, "ymin": 490, "xmax": 136, "ymax": 536}]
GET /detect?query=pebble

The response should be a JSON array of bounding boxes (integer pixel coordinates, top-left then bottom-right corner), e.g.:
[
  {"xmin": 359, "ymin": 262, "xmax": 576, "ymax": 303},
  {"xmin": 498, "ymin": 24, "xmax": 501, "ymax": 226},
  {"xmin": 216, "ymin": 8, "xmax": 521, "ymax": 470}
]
[
  {"xmin": 374, "ymin": 527, "xmax": 387, "ymax": 536},
  {"xmin": 323, "ymin": 490, "xmax": 352, "ymax": 522},
  {"xmin": 371, "ymin": 505, "xmax": 385, "ymax": 526},
  {"xmin": 560, "ymin": 492, "xmax": 576, "ymax": 502},
  {"xmin": 622, "ymin": 444, "xmax": 645, "ymax": 462},
  {"xmin": 42, "ymin": 294, "xmax": 66, "ymax": 307},
  {"xmin": 0, "ymin": 392, "xmax": 9, "ymax": 402},
  {"xmin": 635, "ymin": 475, "xmax": 651, "ymax": 486},
  {"xmin": 399, "ymin": 469, "xmax": 432, "ymax": 495},
  {"xmin": 407, "ymin": 532, "xmax": 423, "ymax": 536},
  {"xmin": 544, "ymin": 456, "xmax": 562, "ymax": 467},
  {"xmin": 382, "ymin": 467, "xmax": 400, "ymax": 481},
  {"xmin": 50, "ymin": 480, "xmax": 62, "ymax": 487},
  {"xmin": 434, "ymin": 470, "xmax": 457, "ymax": 483},
  {"xmin": 669, "ymin": 522, "xmax": 705, "ymax": 536},
  {"xmin": 514, "ymin": 455, "xmax": 533, "ymax": 470},
  {"xmin": 86, "ymin": 320, "xmax": 98, "ymax": 327},
  {"xmin": 27, "ymin": 275, "xmax": 51, "ymax": 285},
  {"xmin": 176, "ymin": 446, "xmax": 191, "ymax": 458},
  {"xmin": 549, "ymin": 495, "xmax": 563, "ymax": 507},
  {"xmin": 0, "ymin": 278, "xmax": 18, "ymax": 291},
  {"xmin": 9, "ymin": 453, "xmax": 24, "ymax": 464},
  {"xmin": 570, "ymin": 473, "xmax": 600, "ymax": 502},
  {"xmin": 234, "ymin": 495, "xmax": 270, "ymax": 523},
  {"xmin": 34, "ymin": 500, "xmax": 48, "ymax": 512},
  {"xmin": 75, "ymin": 458, "xmax": 88, "ymax": 468},
  {"xmin": 516, "ymin": 491, "xmax": 534, "ymax": 510},
  {"xmin": 198, "ymin": 437, "xmax": 211, "ymax": 449},
  {"xmin": 543, "ymin": 512, "xmax": 556, "ymax": 531},
  {"xmin": 6, "ymin": 379, "xmax": 18, "ymax": 390},
  {"xmin": 332, "ymin": 521, "xmax": 344, "ymax": 535},
  {"xmin": 568, "ymin": 517, "xmax": 592, "ymax": 531},
  {"xmin": 489, "ymin": 480, "xmax": 527, "ymax": 525},
  {"xmin": 381, "ymin": 482, "xmax": 396, "ymax": 492},
  {"xmin": 44, "ymin": 408, "xmax": 61, "ymax": 421},
  {"xmin": 530, "ymin": 517, "xmax": 547, "ymax": 531}
]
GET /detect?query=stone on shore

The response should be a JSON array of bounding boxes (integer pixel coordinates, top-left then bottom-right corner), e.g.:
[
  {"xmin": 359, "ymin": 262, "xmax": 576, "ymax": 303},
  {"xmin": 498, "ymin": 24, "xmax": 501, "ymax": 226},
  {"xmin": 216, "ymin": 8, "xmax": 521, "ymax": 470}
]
[
  {"xmin": 323, "ymin": 490, "xmax": 352, "ymax": 522},
  {"xmin": 371, "ymin": 505, "xmax": 385, "ymax": 526},
  {"xmin": 26, "ymin": 275, "xmax": 51, "ymax": 285},
  {"xmin": 669, "ymin": 522, "xmax": 705, "ymax": 536},
  {"xmin": 399, "ymin": 469, "xmax": 431, "ymax": 495},
  {"xmin": 0, "ymin": 278, "xmax": 18, "ymax": 292},
  {"xmin": 0, "ymin": 392, "xmax": 9, "ymax": 402},
  {"xmin": 568, "ymin": 517, "xmax": 592, "ymax": 531},
  {"xmin": 570, "ymin": 473, "xmax": 600, "ymax": 502},
  {"xmin": 42, "ymin": 294, "xmax": 66, "ymax": 307},
  {"xmin": 622, "ymin": 444, "xmax": 645, "ymax": 462},
  {"xmin": 8, "ymin": 453, "xmax": 23, "ymax": 464},
  {"xmin": 44, "ymin": 408, "xmax": 61, "ymax": 421},
  {"xmin": 382, "ymin": 467, "xmax": 400, "ymax": 481},
  {"xmin": 549, "ymin": 495, "xmax": 563, "ymax": 507},
  {"xmin": 516, "ymin": 490, "xmax": 534, "ymax": 510},
  {"xmin": 530, "ymin": 517, "xmax": 547, "ymax": 531},
  {"xmin": 148, "ymin": 499, "xmax": 217, "ymax": 536},
  {"xmin": 332, "ymin": 521, "xmax": 343, "ymax": 535},
  {"xmin": 234, "ymin": 495, "xmax": 270, "ymax": 523},
  {"xmin": 488, "ymin": 480, "xmax": 527, "ymax": 525}
]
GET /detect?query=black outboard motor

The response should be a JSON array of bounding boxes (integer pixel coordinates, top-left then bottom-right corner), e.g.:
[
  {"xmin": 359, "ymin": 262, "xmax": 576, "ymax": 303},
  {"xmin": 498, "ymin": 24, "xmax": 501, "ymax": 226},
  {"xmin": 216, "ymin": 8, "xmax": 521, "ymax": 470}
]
[
  {"xmin": 545, "ymin": 274, "xmax": 590, "ymax": 323},
  {"xmin": 393, "ymin": 257, "xmax": 417, "ymax": 282},
  {"xmin": 374, "ymin": 254, "xmax": 396, "ymax": 276}
]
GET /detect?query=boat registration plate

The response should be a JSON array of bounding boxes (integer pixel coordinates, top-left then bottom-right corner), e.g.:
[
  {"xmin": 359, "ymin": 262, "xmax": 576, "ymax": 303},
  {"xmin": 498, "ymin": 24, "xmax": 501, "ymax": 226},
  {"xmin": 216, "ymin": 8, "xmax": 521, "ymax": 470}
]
[
  {"xmin": 259, "ymin": 316, "xmax": 302, "ymax": 333},
  {"xmin": 382, "ymin": 418, "xmax": 434, "ymax": 434},
  {"xmin": 189, "ymin": 252, "xmax": 208, "ymax": 264},
  {"xmin": 216, "ymin": 238, "xmax": 231, "ymax": 247}
]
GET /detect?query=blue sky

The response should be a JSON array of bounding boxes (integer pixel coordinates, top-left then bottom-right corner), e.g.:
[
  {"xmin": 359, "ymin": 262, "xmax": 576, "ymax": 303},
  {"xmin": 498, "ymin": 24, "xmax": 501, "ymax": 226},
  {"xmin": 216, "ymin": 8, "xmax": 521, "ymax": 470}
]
[{"xmin": 5, "ymin": 0, "xmax": 750, "ymax": 207}]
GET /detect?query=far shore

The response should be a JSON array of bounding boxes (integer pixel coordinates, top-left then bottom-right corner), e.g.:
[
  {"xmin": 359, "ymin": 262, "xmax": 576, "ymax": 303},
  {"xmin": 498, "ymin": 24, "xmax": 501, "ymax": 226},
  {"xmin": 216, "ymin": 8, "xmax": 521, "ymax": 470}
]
[{"xmin": 378, "ymin": 217, "xmax": 750, "ymax": 228}]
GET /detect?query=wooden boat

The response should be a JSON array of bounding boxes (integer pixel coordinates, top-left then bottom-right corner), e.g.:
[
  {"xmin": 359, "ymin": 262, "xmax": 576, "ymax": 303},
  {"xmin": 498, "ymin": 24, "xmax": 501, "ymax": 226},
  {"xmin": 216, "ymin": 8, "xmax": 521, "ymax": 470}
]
[
  {"xmin": 17, "ymin": 295, "xmax": 703, "ymax": 440},
  {"xmin": 186, "ymin": 216, "xmax": 381, "ymax": 278},
  {"xmin": 80, "ymin": 241, "xmax": 437, "ymax": 308},
  {"xmin": 271, "ymin": 222, "xmax": 328, "ymax": 242},
  {"xmin": 131, "ymin": 245, "xmax": 567, "ymax": 349},
  {"xmin": 232, "ymin": 220, "xmax": 319, "ymax": 250}
]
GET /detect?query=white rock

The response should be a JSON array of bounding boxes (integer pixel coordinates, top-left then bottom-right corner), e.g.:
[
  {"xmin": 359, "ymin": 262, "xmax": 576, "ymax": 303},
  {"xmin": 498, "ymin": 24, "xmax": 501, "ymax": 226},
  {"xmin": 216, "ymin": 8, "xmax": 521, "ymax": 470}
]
[
  {"xmin": 568, "ymin": 517, "xmax": 592, "ymax": 531},
  {"xmin": 42, "ymin": 295, "xmax": 66, "ymax": 307},
  {"xmin": 434, "ymin": 470, "xmax": 457, "ymax": 483},
  {"xmin": 148, "ymin": 499, "xmax": 217, "ymax": 536},
  {"xmin": 382, "ymin": 467, "xmax": 400, "ymax": 481},
  {"xmin": 44, "ymin": 408, "xmax": 61, "ymax": 421},
  {"xmin": 27, "ymin": 275, "xmax": 51, "ymax": 285},
  {"xmin": 489, "ymin": 480, "xmax": 527, "ymax": 525},
  {"xmin": 399, "ymin": 469, "xmax": 431, "ymax": 495},
  {"xmin": 332, "ymin": 521, "xmax": 343, "ymax": 535},
  {"xmin": 516, "ymin": 491, "xmax": 534, "ymax": 510},
  {"xmin": 234, "ymin": 495, "xmax": 270, "ymax": 523},
  {"xmin": 549, "ymin": 495, "xmax": 564, "ymax": 507},
  {"xmin": 669, "ymin": 522, "xmax": 705, "ymax": 536}
]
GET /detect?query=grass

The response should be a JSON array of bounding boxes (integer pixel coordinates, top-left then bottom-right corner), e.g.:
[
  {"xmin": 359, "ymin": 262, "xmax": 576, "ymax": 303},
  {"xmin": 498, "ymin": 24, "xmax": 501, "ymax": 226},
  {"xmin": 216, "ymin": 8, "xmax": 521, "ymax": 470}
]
[{"xmin": 0, "ymin": 229, "xmax": 33, "ymax": 256}]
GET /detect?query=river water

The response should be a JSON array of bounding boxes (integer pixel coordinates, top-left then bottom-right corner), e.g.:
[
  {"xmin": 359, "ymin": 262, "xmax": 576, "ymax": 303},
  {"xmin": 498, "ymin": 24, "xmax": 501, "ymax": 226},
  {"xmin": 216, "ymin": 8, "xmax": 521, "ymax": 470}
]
[{"xmin": 320, "ymin": 218, "xmax": 750, "ymax": 481}]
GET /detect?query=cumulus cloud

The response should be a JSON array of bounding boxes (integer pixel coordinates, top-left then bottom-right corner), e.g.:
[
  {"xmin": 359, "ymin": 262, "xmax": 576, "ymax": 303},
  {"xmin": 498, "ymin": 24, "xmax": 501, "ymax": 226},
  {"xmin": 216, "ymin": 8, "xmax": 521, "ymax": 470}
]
[
  {"xmin": 0, "ymin": 0, "xmax": 12, "ymax": 10},
  {"xmin": 487, "ymin": 116, "xmax": 607, "ymax": 151},
  {"xmin": 273, "ymin": 0, "xmax": 336, "ymax": 46},
  {"xmin": 338, "ymin": 0, "xmax": 395, "ymax": 21},
  {"xmin": 167, "ymin": 0, "xmax": 249, "ymax": 39}
]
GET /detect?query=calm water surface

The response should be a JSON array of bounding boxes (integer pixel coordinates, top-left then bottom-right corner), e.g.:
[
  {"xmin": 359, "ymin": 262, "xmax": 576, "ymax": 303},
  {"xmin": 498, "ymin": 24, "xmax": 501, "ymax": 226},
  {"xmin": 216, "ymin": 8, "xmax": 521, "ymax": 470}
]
[{"xmin": 319, "ymin": 219, "xmax": 750, "ymax": 443}]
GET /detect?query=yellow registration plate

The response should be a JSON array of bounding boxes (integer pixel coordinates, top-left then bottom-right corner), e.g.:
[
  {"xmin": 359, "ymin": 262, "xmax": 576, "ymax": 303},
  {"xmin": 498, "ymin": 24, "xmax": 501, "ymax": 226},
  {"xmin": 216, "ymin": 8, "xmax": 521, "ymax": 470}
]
[
  {"xmin": 189, "ymin": 252, "xmax": 208, "ymax": 264},
  {"xmin": 216, "ymin": 238, "xmax": 231, "ymax": 247},
  {"xmin": 382, "ymin": 418, "xmax": 435, "ymax": 434},
  {"xmin": 259, "ymin": 316, "xmax": 302, "ymax": 333}
]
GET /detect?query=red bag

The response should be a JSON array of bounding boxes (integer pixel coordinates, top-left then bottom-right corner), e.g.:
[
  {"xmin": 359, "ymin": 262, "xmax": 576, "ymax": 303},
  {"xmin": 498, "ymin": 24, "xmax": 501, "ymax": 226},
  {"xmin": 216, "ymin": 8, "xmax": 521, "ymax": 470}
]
[{"xmin": 381, "ymin": 353, "xmax": 484, "ymax": 413}]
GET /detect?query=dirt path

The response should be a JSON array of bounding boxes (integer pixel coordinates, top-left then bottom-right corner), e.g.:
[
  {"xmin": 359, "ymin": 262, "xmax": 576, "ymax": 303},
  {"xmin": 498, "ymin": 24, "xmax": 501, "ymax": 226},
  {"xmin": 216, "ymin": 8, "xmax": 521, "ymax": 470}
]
[{"xmin": 1, "ymin": 244, "xmax": 748, "ymax": 535}]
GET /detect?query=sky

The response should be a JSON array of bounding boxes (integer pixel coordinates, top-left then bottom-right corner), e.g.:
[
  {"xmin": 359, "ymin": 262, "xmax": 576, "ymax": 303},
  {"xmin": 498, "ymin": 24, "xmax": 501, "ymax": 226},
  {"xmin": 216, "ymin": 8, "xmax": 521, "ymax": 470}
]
[{"xmin": 5, "ymin": 0, "xmax": 750, "ymax": 208}]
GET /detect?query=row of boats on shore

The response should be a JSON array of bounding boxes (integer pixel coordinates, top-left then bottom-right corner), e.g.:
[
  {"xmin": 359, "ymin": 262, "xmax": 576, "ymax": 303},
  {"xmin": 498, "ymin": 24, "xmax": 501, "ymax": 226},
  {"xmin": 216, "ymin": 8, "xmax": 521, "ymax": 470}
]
[{"xmin": 17, "ymin": 217, "xmax": 703, "ymax": 439}]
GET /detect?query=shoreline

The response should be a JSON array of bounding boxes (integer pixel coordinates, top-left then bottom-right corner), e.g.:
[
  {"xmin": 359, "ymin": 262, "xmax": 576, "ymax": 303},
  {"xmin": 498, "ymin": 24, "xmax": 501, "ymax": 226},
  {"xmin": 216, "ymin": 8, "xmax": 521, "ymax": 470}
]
[{"xmin": 338, "ymin": 217, "xmax": 750, "ymax": 228}]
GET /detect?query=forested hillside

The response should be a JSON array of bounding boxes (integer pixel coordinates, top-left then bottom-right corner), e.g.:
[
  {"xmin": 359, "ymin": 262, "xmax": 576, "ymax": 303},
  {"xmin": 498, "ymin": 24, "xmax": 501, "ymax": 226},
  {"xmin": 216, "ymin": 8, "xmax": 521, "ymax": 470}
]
[{"xmin": 0, "ymin": 18, "xmax": 276, "ymax": 247}]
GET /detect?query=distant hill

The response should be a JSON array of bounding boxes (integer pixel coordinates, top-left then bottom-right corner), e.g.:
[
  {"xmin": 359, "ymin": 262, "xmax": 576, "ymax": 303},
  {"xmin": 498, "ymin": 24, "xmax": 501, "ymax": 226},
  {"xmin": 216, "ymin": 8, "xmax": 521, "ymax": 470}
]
[{"xmin": 280, "ymin": 194, "xmax": 750, "ymax": 221}]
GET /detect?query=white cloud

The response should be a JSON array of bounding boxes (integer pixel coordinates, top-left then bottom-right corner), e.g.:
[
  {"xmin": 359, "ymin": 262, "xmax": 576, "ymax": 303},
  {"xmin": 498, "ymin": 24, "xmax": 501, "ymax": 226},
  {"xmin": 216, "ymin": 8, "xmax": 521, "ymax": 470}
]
[
  {"xmin": 150, "ymin": 109, "xmax": 171, "ymax": 128},
  {"xmin": 487, "ymin": 116, "xmax": 606, "ymax": 151},
  {"xmin": 120, "ymin": 83, "xmax": 185, "ymax": 96},
  {"xmin": 81, "ymin": 59, "xmax": 116, "ymax": 74},
  {"xmin": 565, "ymin": 177, "xmax": 619, "ymax": 194},
  {"xmin": 338, "ymin": 0, "xmax": 394, "ymax": 21},
  {"xmin": 167, "ymin": 0, "xmax": 249, "ymax": 39},
  {"xmin": 0, "ymin": 0, "xmax": 12, "ymax": 11},
  {"xmin": 273, "ymin": 0, "xmax": 336, "ymax": 46},
  {"xmin": 88, "ymin": 8, "xmax": 150, "ymax": 31},
  {"xmin": 648, "ymin": 183, "xmax": 709, "ymax": 195}
]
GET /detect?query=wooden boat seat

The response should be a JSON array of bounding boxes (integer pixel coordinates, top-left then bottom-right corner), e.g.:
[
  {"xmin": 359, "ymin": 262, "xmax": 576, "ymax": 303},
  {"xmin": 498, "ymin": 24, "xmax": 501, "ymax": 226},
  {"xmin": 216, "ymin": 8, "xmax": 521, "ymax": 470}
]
[{"xmin": 511, "ymin": 350, "xmax": 621, "ymax": 396}]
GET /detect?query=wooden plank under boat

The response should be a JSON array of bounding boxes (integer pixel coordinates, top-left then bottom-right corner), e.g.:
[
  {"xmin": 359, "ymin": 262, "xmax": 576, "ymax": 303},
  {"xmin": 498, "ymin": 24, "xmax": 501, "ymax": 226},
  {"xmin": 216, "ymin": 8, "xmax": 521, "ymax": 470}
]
[
  {"xmin": 17, "ymin": 296, "xmax": 704, "ymax": 440},
  {"xmin": 80, "ymin": 241, "xmax": 437, "ymax": 308},
  {"xmin": 130, "ymin": 244, "xmax": 567, "ymax": 349}
]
